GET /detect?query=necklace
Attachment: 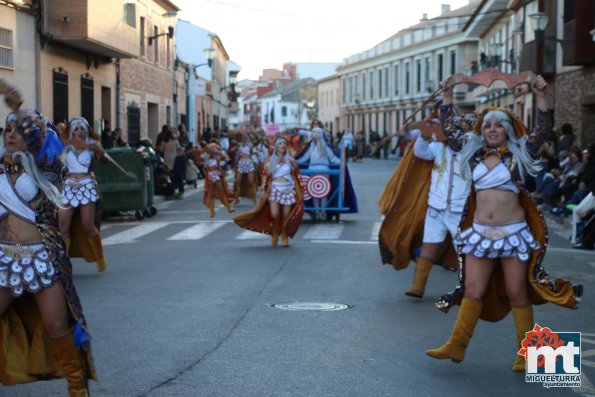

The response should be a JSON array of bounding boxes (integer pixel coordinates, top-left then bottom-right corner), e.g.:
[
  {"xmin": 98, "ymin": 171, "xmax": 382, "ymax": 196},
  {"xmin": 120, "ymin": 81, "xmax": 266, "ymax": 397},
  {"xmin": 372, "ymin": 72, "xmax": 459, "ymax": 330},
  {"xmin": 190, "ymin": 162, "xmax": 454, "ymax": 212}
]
[
  {"xmin": 481, "ymin": 145, "xmax": 509, "ymax": 159},
  {"xmin": 2, "ymin": 155, "xmax": 23, "ymax": 174}
]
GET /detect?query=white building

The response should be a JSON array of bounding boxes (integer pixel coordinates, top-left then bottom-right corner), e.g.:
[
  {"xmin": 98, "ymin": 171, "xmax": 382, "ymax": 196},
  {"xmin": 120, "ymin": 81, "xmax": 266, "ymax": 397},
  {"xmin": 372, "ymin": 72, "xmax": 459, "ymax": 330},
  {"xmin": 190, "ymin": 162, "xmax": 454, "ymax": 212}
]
[
  {"xmin": 336, "ymin": 1, "xmax": 482, "ymax": 142},
  {"xmin": 0, "ymin": 2, "xmax": 41, "ymax": 124},
  {"xmin": 317, "ymin": 74, "xmax": 341, "ymax": 134},
  {"xmin": 260, "ymin": 78, "xmax": 317, "ymax": 131}
]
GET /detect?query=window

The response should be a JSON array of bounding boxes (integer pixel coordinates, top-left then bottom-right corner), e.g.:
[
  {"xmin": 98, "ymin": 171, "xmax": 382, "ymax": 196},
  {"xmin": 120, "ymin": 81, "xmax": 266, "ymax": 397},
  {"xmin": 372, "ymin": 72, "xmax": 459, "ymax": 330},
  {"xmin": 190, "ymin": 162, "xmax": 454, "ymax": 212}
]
[
  {"xmin": 281, "ymin": 106, "xmax": 287, "ymax": 117},
  {"xmin": 53, "ymin": 69, "xmax": 68, "ymax": 124},
  {"xmin": 369, "ymin": 71, "xmax": 373, "ymax": 98},
  {"xmin": 378, "ymin": 69, "xmax": 383, "ymax": 98},
  {"xmin": 166, "ymin": 33, "xmax": 171, "ymax": 68},
  {"xmin": 140, "ymin": 17, "xmax": 145, "ymax": 57},
  {"xmin": 384, "ymin": 67, "xmax": 389, "ymax": 98},
  {"xmin": 124, "ymin": 3, "xmax": 136, "ymax": 28},
  {"xmin": 127, "ymin": 106, "xmax": 140, "ymax": 147},
  {"xmin": 80, "ymin": 75, "xmax": 94, "ymax": 124},
  {"xmin": 153, "ymin": 26, "xmax": 159, "ymax": 63},
  {"xmin": 0, "ymin": 28, "xmax": 13, "ymax": 69},
  {"xmin": 354, "ymin": 75, "xmax": 358, "ymax": 101},
  {"xmin": 450, "ymin": 50, "xmax": 456, "ymax": 75},
  {"xmin": 362, "ymin": 72, "xmax": 366, "ymax": 100},
  {"xmin": 342, "ymin": 79, "xmax": 347, "ymax": 103},
  {"xmin": 424, "ymin": 58, "xmax": 431, "ymax": 92},
  {"xmin": 394, "ymin": 65, "xmax": 399, "ymax": 95},
  {"xmin": 405, "ymin": 63, "xmax": 410, "ymax": 94},
  {"xmin": 438, "ymin": 53, "xmax": 444, "ymax": 83},
  {"xmin": 416, "ymin": 59, "xmax": 421, "ymax": 92}
]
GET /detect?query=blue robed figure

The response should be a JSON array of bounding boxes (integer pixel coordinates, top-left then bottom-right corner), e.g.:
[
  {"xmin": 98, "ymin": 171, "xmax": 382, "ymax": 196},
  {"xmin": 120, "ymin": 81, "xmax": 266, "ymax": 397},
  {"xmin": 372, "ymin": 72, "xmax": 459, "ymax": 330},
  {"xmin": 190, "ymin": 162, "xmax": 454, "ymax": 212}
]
[{"xmin": 296, "ymin": 128, "xmax": 359, "ymax": 220}]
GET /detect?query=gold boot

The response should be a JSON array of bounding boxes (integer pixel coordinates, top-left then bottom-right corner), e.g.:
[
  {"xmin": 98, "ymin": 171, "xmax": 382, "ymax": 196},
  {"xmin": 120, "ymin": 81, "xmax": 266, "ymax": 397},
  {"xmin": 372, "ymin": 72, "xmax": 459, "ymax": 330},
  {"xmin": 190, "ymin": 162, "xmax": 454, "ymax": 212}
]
[
  {"xmin": 88, "ymin": 234, "xmax": 106, "ymax": 273},
  {"xmin": 426, "ymin": 297, "xmax": 483, "ymax": 363},
  {"xmin": 281, "ymin": 229, "xmax": 289, "ymax": 247},
  {"xmin": 51, "ymin": 330, "xmax": 89, "ymax": 397},
  {"xmin": 404, "ymin": 257, "xmax": 433, "ymax": 298},
  {"xmin": 512, "ymin": 305, "xmax": 534, "ymax": 372},
  {"xmin": 220, "ymin": 193, "xmax": 235, "ymax": 213},
  {"xmin": 271, "ymin": 218, "xmax": 280, "ymax": 247},
  {"xmin": 65, "ymin": 238, "xmax": 71, "ymax": 255}
]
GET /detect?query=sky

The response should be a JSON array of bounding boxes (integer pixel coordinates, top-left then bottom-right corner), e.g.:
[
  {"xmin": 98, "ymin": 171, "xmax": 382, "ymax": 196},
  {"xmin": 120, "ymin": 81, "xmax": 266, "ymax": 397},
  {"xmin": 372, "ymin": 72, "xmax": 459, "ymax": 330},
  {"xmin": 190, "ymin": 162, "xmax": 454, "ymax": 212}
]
[{"xmin": 173, "ymin": 0, "xmax": 471, "ymax": 81}]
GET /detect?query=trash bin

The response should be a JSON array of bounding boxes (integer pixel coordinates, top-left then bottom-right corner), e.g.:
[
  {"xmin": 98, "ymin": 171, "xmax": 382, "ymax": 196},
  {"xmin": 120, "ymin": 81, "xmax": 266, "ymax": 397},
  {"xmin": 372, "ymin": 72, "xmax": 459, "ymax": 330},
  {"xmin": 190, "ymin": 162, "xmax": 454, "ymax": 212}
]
[
  {"xmin": 94, "ymin": 148, "xmax": 155, "ymax": 220},
  {"xmin": 138, "ymin": 146, "xmax": 157, "ymax": 217}
]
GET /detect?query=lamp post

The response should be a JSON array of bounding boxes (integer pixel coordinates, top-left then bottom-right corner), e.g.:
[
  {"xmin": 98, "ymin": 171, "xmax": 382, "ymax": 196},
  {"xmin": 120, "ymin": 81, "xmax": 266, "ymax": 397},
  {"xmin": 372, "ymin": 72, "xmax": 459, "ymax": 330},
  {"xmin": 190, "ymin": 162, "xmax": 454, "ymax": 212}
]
[
  {"xmin": 528, "ymin": 12, "xmax": 549, "ymax": 77},
  {"xmin": 186, "ymin": 48, "xmax": 214, "ymax": 143}
]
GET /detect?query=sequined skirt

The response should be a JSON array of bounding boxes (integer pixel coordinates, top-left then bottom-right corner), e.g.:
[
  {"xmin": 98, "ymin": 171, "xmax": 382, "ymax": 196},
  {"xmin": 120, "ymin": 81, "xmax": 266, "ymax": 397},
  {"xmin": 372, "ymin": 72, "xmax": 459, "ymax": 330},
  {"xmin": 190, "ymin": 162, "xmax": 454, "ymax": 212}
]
[
  {"xmin": 209, "ymin": 170, "xmax": 222, "ymax": 182},
  {"xmin": 237, "ymin": 159, "xmax": 255, "ymax": 174},
  {"xmin": 269, "ymin": 183, "xmax": 296, "ymax": 205},
  {"xmin": 0, "ymin": 241, "xmax": 57, "ymax": 297},
  {"xmin": 61, "ymin": 176, "xmax": 98, "ymax": 207},
  {"xmin": 455, "ymin": 220, "xmax": 540, "ymax": 262}
]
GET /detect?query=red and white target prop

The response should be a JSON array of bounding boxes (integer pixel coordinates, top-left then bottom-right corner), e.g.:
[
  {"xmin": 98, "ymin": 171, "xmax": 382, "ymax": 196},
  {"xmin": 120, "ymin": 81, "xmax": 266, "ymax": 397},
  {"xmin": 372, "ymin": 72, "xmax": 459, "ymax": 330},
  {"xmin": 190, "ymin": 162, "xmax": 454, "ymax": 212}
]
[
  {"xmin": 307, "ymin": 174, "xmax": 331, "ymax": 198},
  {"xmin": 299, "ymin": 175, "xmax": 311, "ymax": 200}
]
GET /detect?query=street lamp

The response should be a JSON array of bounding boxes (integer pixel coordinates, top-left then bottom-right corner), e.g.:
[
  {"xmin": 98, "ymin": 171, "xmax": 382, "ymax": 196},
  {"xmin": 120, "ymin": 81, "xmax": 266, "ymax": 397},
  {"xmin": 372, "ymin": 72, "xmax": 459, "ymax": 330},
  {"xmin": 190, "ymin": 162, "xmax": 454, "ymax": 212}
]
[
  {"xmin": 194, "ymin": 48, "xmax": 215, "ymax": 77},
  {"xmin": 528, "ymin": 12, "xmax": 549, "ymax": 43},
  {"xmin": 220, "ymin": 70, "xmax": 239, "ymax": 92}
]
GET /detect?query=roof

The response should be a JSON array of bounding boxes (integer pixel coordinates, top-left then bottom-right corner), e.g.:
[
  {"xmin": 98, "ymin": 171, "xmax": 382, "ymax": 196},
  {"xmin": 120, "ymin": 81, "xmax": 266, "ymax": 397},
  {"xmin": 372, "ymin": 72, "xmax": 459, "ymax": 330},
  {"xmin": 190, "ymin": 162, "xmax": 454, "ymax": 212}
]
[
  {"xmin": 260, "ymin": 78, "xmax": 316, "ymax": 101},
  {"xmin": 464, "ymin": 0, "xmax": 510, "ymax": 38}
]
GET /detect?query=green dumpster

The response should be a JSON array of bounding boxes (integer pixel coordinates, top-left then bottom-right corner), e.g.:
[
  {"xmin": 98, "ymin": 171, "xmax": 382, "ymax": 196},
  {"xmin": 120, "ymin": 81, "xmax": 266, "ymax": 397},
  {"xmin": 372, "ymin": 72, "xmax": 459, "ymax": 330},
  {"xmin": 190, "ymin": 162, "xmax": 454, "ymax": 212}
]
[{"xmin": 94, "ymin": 148, "xmax": 156, "ymax": 220}]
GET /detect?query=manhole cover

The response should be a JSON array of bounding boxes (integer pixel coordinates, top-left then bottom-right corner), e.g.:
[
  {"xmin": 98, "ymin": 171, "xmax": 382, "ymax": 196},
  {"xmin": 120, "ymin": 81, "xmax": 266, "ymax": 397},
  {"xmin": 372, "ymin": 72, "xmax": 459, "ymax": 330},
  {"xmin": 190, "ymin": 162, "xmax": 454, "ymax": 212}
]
[{"xmin": 271, "ymin": 302, "xmax": 351, "ymax": 311}]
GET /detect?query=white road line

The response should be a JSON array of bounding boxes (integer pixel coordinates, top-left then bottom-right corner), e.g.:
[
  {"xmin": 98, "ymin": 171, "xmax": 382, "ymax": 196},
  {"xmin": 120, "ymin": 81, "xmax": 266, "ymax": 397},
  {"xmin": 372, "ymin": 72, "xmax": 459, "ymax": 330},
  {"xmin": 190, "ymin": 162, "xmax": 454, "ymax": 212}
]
[
  {"xmin": 311, "ymin": 240, "xmax": 377, "ymax": 245},
  {"xmin": 167, "ymin": 222, "xmax": 226, "ymax": 241},
  {"xmin": 154, "ymin": 188, "xmax": 202, "ymax": 209},
  {"xmin": 303, "ymin": 224, "xmax": 344, "ymax": 240},
  {"xmin": 236, "ymin": 230, "xmax": 268, "ymax": 239},
  {"xmin": 370, "ymin": 222, "xmax": 381, "ymax": 241},
  {"xmin": 103, "ymin": 223, "xmax": 170, "ymax": 245},
  {"xmin": 547, "ymin": 247, "xmax": 595, "ymax": 256}
]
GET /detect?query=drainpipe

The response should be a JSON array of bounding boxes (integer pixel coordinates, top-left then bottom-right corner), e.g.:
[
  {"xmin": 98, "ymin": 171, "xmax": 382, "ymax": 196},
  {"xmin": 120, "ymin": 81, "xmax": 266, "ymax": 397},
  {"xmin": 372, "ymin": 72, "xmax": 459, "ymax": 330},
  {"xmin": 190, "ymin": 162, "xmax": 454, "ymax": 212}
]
[{"xmin": 115, "ymin": 58, "xmax": 121, "ymax": 129}]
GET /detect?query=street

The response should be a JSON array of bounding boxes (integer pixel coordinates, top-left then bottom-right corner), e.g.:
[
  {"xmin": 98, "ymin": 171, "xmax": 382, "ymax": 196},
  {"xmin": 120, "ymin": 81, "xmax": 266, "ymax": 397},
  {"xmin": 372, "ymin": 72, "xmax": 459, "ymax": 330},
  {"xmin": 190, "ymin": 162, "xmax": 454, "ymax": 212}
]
[{"xmin": 5, "ymin": 158, "xmax": 595, "ymax": 397}]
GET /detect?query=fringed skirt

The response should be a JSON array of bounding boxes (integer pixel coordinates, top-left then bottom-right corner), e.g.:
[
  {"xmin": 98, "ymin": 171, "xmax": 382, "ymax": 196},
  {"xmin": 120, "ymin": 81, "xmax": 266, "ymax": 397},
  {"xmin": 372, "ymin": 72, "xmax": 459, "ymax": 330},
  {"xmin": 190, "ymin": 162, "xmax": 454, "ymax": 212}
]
[
  {"xmin": 455, "ymin": 220, "xmax": 540, "ymax": 262},
  {"xmin": 61, "ymin": 176, "xmax": 98, "ymax": 208},
  {"xmin": 269, "ymin": 181, "xmax": 296, "ymax": 206},
  {"xmin": 208, "ymin": 170, "xmax": 222, "ymax": 182},
  {"xmin": 0, "ymin": 241, "xmax": 57, "ymax": 296},
  {"xmin": 237, "ymin": 159, "xmax": 255, "ymax": 174}
]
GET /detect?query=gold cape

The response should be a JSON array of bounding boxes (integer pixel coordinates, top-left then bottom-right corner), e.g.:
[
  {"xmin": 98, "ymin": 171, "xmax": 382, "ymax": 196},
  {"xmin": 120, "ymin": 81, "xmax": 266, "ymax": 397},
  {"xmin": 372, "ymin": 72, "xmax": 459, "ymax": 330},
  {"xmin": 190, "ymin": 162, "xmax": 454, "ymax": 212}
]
[
  {"xmin": 233, "ymin": 163, "xmax": 304, "ymax": 237},
  {"xmin": 378, "ymin": 140, "xmax": 457, "ymax": 271}
]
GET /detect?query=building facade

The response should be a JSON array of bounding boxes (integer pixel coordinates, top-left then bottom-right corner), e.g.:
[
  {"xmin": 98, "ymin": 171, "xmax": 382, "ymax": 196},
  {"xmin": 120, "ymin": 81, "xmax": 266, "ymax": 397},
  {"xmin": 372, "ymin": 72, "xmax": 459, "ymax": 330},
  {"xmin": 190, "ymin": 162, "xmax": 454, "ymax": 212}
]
[
  {"xmin": 336, "ymin": 2, "xmax": 481, "ymax": 142},
  {"xmin": 317, "ymin": 74, "xmax": 341, "ymax": 134}
]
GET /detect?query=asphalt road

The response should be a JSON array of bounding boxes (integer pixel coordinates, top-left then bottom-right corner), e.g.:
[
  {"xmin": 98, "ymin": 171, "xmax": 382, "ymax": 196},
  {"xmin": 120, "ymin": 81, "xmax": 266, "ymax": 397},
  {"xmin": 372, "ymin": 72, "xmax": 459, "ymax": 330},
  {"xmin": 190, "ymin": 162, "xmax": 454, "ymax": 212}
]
[{"xmin": 4, "ymin": 156, "xmax": 595, "ymax": 397}]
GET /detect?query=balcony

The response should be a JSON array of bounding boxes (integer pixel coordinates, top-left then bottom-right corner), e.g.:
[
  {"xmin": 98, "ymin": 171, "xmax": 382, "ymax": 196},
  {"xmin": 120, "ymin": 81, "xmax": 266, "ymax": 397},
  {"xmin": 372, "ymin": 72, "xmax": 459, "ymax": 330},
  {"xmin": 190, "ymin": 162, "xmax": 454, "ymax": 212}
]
[
  {"xmin": 520, "ymin": 40, "xmax": 556, "ymax": 78},
  {"xmin": 46, "ymin": 0, "xmax": 138, "ymax": 59}
]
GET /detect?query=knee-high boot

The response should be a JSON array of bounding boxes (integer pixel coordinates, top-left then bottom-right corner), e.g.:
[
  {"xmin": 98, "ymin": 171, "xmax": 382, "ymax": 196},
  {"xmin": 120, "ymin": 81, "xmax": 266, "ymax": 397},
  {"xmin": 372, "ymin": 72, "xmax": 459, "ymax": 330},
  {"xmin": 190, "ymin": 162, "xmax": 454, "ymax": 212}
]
[
  {"xmin": 88, "ymin": 234, "xmax": 106, "ymax": 273},
  {"xmin": 271, "ymin": 218, "xmax": 280, "ymax": 247},
  {"xmin": 512, "ymin": 305, "xmax": 534, "ymax": 372},
  {"xmin": 404, "ymin": 257, "xmax": 433, "ymax": 298},
  {"xmin": 281, "ymin": 225, "xmax": 289, "ymax": 247},
  {"xmin": 218, "ymin": 191, "xmax": 235, "ymax": 213},
  {"xmin": 65, "ymin": 238, "xmax": 71, "ymax": 255},
  {"xmin": 233, "ymin": 182, "xmax": 240, "ymax": 204},
  {"xmin": 51, "ymin": 330, "xmax": 89, "ymax": 397},
  {"xmin": 426, "ymin": 297, "xmax": 483, "ymax": 363}
]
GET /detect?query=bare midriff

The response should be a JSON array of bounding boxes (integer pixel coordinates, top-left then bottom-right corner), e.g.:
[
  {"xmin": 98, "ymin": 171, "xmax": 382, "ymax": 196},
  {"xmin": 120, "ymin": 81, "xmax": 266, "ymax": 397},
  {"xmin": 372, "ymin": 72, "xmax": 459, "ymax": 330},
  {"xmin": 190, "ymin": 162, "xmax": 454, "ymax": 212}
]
[
  {"xmin": 474, "ymin": 189, "xmax": 525, "ymax": 224},
  {"xmin": 273, "ymin": 177, "xmax": 289, "ymax": 183},
  {"xmin": 67, "ymin": 173, "xmax": 91, "ymax": 179},
  {"xmin": 0, "ymin": 214, "xmax": 41, "ymax": 243}
]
